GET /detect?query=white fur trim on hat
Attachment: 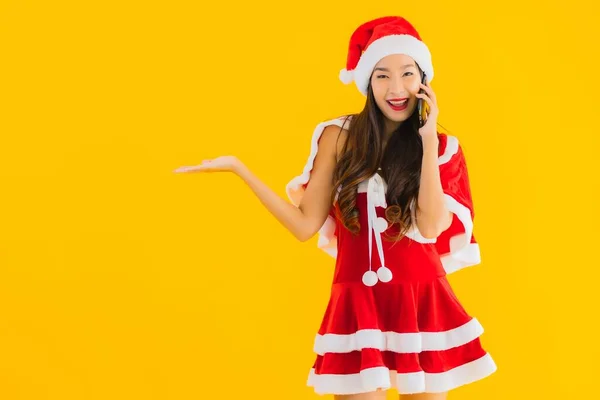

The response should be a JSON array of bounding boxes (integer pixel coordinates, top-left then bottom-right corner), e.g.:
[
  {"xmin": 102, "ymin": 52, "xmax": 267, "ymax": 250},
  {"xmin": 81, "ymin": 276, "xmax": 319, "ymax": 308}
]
[{"xmin": 352, "ymin": 34, "xmax": 434, "ymax": 96}]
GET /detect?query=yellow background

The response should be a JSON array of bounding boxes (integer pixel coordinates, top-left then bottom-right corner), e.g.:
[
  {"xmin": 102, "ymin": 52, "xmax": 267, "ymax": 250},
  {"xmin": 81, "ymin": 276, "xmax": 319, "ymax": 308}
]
[{"xmin": 1, "ymin": 0, "xmax": 598, "ymax": 399}]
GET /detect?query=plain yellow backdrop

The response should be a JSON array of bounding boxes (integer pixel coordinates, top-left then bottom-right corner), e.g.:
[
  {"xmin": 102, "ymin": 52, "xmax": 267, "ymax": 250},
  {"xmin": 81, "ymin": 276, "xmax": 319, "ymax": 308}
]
[{"xmin": 1, "ymin": 0, "xmax": 598, "ymax": 399}]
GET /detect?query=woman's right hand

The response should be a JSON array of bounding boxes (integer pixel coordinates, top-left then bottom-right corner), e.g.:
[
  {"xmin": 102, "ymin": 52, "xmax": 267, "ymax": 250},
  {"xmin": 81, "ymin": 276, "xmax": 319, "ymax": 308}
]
[{"xmin": 173, "ymin": 156, "xmax": 242, "ymax": 174}]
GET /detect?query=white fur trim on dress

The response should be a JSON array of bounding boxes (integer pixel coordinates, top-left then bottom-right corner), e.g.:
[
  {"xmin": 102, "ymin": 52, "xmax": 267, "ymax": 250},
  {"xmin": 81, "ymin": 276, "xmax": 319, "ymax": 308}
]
[
  {"xmin": 313, "ymin": 317, "xmax": 484, "ymax": 355},
  {"xmin": 307, "ymin": 353, "xmax": 497, "ymax": 395},
  {"xmin": 352, "ymin": 34, "xmax": 434, "ymax": 96},
  {"xmin": 441, "ymin": 243, "xmax": 481, "ymax": 274},
  {"xmin": 285, "ymin": 116, "xmax": 352, "ymax": 257},
  {"xmin": 437, "ymin": 135, "xmax": 459, "ymax": 165}
]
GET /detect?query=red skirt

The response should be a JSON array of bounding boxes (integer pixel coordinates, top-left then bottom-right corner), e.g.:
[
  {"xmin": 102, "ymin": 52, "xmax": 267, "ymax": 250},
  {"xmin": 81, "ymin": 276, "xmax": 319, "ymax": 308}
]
[{"xmin": 306, "ymin": 277, "xmax": 497, "ymax": 395}]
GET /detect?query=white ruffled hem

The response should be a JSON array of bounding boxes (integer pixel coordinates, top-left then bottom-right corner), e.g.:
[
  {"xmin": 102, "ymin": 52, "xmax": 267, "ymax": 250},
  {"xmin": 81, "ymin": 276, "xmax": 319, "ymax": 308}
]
[
  {"xmin": 314, "ymin": 317, "xmax": 484, "ymax": 355},
  {"xmin": 307, "ymin": 353, "xmax": 497, "ymax": 395}
]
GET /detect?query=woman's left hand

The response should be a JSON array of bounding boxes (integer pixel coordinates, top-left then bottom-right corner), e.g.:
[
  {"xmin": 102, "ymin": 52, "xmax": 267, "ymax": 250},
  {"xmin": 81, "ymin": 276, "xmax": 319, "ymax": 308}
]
[{"xmin": 416, "ymin": 82, "xmax": 439, "ymax": 140}]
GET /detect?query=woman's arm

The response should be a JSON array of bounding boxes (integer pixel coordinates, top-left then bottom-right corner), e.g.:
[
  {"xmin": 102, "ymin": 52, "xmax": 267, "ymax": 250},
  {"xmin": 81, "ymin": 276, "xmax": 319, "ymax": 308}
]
[
  {"xmin": 416, "ymin": 135, "xmax": 452, "ymax": 238},
  {"xmin": 235, "ymin": 125, "xmax": 345, "ymax": 242}
]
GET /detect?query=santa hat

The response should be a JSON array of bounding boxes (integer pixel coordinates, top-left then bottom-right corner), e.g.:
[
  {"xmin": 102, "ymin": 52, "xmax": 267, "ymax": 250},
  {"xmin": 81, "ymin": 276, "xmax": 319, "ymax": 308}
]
[{"xmin": 339, "ymin": 16, "xmax": 434, "ymax": 96}]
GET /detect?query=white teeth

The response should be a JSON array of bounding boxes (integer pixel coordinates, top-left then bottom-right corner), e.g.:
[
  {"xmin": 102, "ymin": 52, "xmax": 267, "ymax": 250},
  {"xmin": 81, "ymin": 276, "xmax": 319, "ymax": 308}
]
[{"xmin": 388, "ymin": 100, "xmax": 407, "ymax": 106}]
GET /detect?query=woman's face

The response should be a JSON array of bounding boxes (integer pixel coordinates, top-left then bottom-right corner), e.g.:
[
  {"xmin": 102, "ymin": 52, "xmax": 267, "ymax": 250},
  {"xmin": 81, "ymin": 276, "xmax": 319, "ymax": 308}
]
[{"xmin": 370, "ymin": 54, "xmax": 422, "ymax": 125}]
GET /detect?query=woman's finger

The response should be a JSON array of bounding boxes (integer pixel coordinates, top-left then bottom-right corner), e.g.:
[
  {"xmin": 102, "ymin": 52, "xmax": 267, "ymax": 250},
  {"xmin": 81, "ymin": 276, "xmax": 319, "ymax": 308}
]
[
  {"xmin": 174, "ymin": 164, "xmax": 205, "ymax": 173},
  {"xmin": 416, "ymin": 92, "xmax": 434, "ymax": 109},
  {"xmin": 419, "ymin": 83, "xmax": 437, "ymax": 105}
]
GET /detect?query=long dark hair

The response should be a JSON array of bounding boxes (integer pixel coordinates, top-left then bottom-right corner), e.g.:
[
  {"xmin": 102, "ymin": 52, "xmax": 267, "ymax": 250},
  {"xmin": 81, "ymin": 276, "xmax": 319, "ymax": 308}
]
[{"xmin": 329, "ymin": 76, "xmax": 426, "ymax": 242}]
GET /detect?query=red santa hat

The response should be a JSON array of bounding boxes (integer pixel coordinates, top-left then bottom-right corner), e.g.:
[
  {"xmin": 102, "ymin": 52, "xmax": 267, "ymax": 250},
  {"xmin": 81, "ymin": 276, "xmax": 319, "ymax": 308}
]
[{"xmin": 339, "ymin": 16, "xmax": 434, "ymax": 96}]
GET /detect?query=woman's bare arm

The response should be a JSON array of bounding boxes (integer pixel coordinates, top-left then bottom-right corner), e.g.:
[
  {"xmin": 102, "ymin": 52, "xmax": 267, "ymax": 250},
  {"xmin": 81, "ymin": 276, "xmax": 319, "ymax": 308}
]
[{"xmin": 235, "ymin": 125, "xmax": 345, "ymax": 242}]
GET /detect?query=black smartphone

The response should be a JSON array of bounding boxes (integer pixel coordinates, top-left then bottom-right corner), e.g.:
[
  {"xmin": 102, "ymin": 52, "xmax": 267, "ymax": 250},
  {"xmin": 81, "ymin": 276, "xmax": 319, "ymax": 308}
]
[{"xmin": 418, "ymin": 72, "xmax": 428, "ymax": 127}]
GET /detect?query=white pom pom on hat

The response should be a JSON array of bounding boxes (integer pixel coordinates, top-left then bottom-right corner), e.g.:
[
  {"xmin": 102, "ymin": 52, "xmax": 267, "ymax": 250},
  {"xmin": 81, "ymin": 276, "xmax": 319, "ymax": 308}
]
[
  {"xmin": 339, "ymin": 16, "xmax": 434, "ymax": 96},
  {"xmin": 339, "ymin": 68, "xmax": 354, "ymax": 84}
]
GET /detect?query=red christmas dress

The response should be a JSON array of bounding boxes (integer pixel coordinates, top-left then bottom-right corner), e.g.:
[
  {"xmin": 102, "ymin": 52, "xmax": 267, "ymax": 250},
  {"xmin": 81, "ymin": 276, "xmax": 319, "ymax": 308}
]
[{"xmin": 286, "ymin": 116, "xmax": 497, "ymax": 395}]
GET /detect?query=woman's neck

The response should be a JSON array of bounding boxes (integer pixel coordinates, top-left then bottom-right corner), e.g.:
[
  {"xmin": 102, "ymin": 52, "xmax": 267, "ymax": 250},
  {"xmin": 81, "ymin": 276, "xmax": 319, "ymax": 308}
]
[
  {"xmin": 384, "ymin": 119, "xmax": 401, "ymax": 135},
  {"xmin": 382, "ymin": 119, "xmax": 401, "ymax": 150}
]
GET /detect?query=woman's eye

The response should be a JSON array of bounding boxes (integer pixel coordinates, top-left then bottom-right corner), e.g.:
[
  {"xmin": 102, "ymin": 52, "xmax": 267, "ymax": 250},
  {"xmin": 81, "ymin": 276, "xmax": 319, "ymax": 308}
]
[{"xmin": 376, "ymin": 75, "xmax": 388, "ymax": 79}]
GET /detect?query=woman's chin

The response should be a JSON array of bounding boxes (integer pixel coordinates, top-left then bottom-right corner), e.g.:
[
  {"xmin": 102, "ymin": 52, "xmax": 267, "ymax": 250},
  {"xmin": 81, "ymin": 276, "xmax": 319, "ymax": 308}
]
[{"xmin": 382, "ymin": 110, "xmax": 411, "ymax": 123}]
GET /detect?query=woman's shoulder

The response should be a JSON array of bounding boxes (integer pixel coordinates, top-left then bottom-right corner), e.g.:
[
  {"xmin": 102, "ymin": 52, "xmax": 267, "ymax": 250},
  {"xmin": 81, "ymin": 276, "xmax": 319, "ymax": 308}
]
[
  {"xmin": 320, "ymin": 114, "xmax": 353, "ymax": 132},
  {"xmin": 319, "ymin": 115, "xmax": 353, "ymax": 160}
]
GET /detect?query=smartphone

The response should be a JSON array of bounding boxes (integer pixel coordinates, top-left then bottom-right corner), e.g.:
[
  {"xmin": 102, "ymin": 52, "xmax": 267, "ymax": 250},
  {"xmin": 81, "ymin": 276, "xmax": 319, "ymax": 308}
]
[{"xmin": 418, "ymin": 72, "xmax": 429, "ymax": 127}]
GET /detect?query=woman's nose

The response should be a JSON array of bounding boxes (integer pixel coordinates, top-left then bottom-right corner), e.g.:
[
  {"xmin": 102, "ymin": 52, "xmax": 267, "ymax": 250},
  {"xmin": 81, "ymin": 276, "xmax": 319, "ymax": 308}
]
[{"xmin": 388, "ymin": 76, "xmax": 406, "ymax": 95}]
